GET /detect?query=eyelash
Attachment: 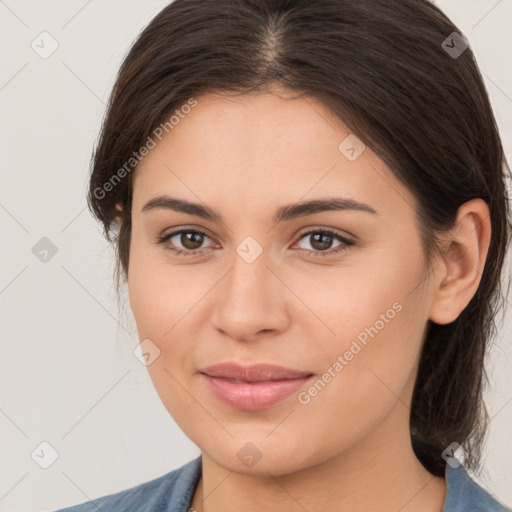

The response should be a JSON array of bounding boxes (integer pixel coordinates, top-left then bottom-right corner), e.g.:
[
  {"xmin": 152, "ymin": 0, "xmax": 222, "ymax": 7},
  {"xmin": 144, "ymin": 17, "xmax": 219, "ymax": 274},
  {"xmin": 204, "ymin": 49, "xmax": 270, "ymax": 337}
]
[{"xmin": 155, "ymin": 228, "xmax": 355, "ymax": 258}]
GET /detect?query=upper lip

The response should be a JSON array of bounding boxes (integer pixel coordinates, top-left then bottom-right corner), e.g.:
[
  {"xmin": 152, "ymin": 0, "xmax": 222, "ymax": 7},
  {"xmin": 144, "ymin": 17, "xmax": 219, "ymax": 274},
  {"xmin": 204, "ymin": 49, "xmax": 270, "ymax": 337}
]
[{"xmin": 200, "ymin": 363, "xmax": 313, "ymax": 382}]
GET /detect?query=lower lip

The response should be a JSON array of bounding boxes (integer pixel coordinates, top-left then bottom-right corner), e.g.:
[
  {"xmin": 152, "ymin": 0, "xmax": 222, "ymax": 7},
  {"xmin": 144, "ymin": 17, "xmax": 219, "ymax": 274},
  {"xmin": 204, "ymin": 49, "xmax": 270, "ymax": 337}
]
[{"xmin": 201, "ymin": 374, "xmax": 313, "ymax": 410}]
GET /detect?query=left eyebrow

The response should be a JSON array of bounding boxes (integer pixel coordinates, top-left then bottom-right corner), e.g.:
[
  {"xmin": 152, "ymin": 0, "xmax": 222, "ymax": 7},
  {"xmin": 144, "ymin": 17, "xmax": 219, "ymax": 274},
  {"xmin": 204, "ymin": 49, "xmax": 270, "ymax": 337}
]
[
  {"xmin": 140, "ymin": 195, "xmax": 378, "ymax": 224},
  {"xmin": 273, "ymin": 197, "xmax": 378, "ymax": 223}
]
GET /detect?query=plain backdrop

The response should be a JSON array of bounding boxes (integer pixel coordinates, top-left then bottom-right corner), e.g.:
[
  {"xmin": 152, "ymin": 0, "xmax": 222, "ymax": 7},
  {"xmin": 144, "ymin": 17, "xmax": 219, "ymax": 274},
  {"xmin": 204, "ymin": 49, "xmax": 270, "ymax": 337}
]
[{"xmin": 0, "ymin": 1, "xmax": 511, "ymax": 510}]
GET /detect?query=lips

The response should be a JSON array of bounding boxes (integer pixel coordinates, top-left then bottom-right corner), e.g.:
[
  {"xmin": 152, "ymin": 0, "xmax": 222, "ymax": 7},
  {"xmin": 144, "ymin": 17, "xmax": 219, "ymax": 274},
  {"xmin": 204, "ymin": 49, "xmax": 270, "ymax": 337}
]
[
  {"xmin": 199, "ymin": 362, "xmax": 314, "ymax": 410},
  {"xmin": 200, "ymin": 362, "xmax": 313, "ymax": 382}
]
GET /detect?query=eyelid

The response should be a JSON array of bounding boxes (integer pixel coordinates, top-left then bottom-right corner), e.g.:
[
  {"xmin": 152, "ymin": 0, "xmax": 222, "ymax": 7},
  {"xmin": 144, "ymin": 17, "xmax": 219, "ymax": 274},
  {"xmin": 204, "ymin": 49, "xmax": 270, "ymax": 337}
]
[
  {"xmin": 158, "ymin": 224, "xmax": 354, "ymax": 242},
  {"xmin": 157, "ymin": 225, "xmax": 216, "ymax": 242},
  {"xmin": 293, "ymin": 225, "xmax": 355, "ymax": 242}
]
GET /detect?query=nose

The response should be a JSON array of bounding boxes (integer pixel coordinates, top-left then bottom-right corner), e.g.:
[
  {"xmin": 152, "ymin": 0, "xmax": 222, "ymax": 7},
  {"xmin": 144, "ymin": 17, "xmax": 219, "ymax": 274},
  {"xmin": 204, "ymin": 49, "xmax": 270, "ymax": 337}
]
[{"xmin": 210, "ymin": 247, "xmax": 290, "ymax": 342}]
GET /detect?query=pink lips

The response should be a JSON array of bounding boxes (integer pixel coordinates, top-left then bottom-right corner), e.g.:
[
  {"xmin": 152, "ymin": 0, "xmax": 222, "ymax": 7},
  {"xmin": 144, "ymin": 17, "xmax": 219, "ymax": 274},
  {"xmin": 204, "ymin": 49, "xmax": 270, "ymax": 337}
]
[{"xmin": 200, "ymin": 363, "xmax": 314, "ymax": 411}]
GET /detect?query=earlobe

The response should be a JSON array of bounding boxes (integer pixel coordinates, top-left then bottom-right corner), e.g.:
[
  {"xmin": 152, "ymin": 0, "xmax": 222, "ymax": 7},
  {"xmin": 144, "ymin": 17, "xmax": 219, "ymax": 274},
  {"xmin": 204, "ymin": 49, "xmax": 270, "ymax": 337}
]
[
  {"xmin": 114, "ymin": 202, "xmax": 124, "ymax": 222},
  {"xmin": 428, "ymin": 198, "xmax": 491, "ymax": 325}
]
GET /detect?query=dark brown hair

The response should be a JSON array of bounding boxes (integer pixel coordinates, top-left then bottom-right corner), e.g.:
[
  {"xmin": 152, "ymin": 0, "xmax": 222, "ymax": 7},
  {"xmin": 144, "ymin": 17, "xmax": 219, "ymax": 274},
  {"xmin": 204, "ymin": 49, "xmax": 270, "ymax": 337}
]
[{"xmin": 87, "ymin": 0, "xmax": 511, "ymax": 477}]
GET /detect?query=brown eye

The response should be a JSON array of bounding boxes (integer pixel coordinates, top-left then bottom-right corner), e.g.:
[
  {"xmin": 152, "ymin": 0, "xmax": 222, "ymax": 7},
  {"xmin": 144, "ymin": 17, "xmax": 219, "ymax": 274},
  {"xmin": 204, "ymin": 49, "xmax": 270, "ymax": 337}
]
[
  {"xmin": 178, "ymin": 231, "xmax": 205, "ymax": 250},
  {"xmin": 157, "ymin": 228, "xmax": 214, "ymax": 256},
  {"xmin": 295, "ymin": 229, "xmax": 355, "ymax": 257},
  {"xmin": 305, "ymin": 232, "xmax": 335, "ymax": 251}
]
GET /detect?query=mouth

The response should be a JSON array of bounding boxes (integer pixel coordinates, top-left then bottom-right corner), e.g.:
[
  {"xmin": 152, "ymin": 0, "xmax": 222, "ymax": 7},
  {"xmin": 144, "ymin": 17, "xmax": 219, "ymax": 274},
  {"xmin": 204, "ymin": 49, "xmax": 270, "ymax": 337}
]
[{"xmin": 199, "ymin": 362, "xmax": 314, "ymax": 410}]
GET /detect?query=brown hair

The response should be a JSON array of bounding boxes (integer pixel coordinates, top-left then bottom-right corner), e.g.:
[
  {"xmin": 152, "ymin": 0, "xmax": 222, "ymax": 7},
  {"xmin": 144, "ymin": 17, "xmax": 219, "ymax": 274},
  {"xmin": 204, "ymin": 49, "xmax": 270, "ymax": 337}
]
[{"xmin": 87, "ymin": 0, "xmax": 511, "ymax": 477}]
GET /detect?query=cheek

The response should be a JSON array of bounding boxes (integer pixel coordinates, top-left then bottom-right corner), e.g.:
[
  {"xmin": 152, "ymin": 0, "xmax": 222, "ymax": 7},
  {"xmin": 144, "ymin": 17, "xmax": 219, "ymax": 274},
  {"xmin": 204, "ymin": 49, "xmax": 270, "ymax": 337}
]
[
  {"xmin": 127, "ymin": 257, "xmax": 200, "ymax": 421},
  {"xmin": 128, "ymin": 266, "xmax": 165, "ymax": 337},
  {"xmin": 127, "ymin": 247, "xmax": 210, "ymax": 403},
  {"xmin": 128, "ymin": 238, "xmax": 198, "ymax": 338},
  {"xmin": 293, "ymin": 304, "xmax": 423, "ymax": 462},
  {"xmin": 298, "ymin": 254, "xmax": 427, "ymax": 414}
]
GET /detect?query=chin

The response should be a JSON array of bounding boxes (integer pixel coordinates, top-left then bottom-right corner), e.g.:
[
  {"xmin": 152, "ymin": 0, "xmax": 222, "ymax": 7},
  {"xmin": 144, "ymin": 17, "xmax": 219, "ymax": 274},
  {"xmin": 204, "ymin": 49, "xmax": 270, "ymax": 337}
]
[{"xmin": 200, "ymin": 435, "xmax": 319, "ymax": 477}]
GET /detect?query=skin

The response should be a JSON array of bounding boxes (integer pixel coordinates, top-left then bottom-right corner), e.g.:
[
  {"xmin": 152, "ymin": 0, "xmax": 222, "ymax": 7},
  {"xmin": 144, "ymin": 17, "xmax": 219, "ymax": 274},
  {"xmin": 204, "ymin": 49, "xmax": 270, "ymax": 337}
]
[{"xmin": 126, "ymin": 88, "xmax": 491, "ymax": 512}]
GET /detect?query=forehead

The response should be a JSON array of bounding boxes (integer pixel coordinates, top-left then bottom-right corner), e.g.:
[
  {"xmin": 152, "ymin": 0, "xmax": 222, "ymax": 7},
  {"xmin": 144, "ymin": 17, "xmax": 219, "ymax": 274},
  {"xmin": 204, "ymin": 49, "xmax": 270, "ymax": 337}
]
[{"xmin": 132, "ymin": 90, "xmax": 417, "ymax": 224}]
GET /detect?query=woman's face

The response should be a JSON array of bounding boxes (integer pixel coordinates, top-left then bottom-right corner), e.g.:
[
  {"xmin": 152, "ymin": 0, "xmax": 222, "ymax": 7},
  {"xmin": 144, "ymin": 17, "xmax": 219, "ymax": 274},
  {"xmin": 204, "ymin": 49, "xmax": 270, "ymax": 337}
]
[{"xmin": 128, "ymin": 90, "xmax": 440, "ymax": 475}]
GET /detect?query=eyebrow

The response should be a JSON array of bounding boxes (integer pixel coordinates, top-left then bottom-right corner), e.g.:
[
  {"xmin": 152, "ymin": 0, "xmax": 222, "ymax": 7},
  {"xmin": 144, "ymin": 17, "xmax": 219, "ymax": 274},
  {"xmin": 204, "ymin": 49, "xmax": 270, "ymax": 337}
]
[{"xmin": 141, "ymin": 195, "xmax": 378, "ymax": 224}]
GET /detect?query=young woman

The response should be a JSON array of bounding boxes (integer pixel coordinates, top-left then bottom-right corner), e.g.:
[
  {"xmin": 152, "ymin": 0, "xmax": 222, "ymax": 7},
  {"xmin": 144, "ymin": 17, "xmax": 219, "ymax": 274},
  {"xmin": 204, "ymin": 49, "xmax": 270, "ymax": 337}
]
[{"xmin": 54, "ymin": 0, "xmax": 512, "ymax": 510}]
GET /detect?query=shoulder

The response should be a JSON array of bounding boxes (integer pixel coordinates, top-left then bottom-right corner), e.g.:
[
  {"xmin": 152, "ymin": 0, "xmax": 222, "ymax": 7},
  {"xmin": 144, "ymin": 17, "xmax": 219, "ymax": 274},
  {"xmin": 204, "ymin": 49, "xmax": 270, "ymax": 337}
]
[
  {"xmin": 443, "ymin": 460, "xmax": 512, "ymax": 512},
  {"xmin": 51, "ymin": 456, "xmax": 202, "ymax": 512}
]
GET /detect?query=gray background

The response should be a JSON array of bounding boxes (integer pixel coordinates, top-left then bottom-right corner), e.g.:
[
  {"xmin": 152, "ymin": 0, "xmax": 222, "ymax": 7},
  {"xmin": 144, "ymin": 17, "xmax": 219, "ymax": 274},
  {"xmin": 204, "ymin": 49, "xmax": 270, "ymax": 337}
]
[{"xmin": 0, "ymin": 1, "xmax": 511, "ymax": 510}]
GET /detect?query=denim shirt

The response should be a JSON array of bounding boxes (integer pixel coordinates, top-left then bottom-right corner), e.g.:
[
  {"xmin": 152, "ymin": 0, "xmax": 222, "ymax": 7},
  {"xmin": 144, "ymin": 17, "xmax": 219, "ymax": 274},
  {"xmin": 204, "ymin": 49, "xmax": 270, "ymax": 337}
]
[{"xmin": 53, "ymin": 456, "xmax": 512, "ymax": 512}]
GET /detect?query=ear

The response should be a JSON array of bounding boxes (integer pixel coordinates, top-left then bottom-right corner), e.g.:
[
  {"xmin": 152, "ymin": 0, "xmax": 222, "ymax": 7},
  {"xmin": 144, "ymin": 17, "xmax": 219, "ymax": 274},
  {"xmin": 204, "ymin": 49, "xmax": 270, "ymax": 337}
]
[
  {"xmin": 114, "ymin": 202, "xmax": 124, "ymax": 221},
  {"xmin": 428, "ymin": 198, "xmax": 492, "ymax": 325}
]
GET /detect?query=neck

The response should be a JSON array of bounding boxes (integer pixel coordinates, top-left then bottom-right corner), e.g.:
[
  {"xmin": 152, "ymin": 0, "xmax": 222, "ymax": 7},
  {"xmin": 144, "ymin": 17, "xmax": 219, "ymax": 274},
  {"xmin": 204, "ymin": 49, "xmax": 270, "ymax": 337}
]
[{"xmin": 191, "ymin": 405, "xmax": 446, "ymax": 512}]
